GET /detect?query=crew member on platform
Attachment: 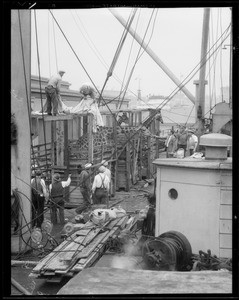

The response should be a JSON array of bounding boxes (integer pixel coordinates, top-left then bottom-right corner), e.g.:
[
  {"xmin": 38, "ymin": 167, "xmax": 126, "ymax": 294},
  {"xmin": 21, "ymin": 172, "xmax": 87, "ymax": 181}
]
[
  {"xmin": 49, "ymin": 173, "xmax": 71, "ymax": 225},
  {"xmin": 45, "ymin": 70, "xmax": 65, "ymax": 116}
]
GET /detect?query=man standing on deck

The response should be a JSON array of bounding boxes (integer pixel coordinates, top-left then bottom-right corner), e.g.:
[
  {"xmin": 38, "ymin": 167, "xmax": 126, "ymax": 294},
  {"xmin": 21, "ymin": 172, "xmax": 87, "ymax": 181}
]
[
  {"xmin": 45, "ymin": 70, "xmax": 65, "ymax": 116},
  {"xmin": 31, "ymin": 169, "xmax": 48, "ymax": 229},
  {"xmin": 49, "ymin": 173, "xmax": 71, "ymax": 225},
  {"xmin": 177, "ymin": 126, "xmax": 188, "ymax": 157},
  {"xmin": 92, "ymin": 166, "xmax": 110, "ymax": 206},
  {"xmin": 76, "ymin": 163, "xmax": 92, "ymax": 213},
  {"xmin": 101, "ymin": 160, "xmax": 114, "ymax": 197},
  {"xmin": 166, "ymin": 130, "xmax": 178, "ymax": 158},
  {"xmin": 187, "ymin": 128, "xmax": 198, "ymax": 156}
]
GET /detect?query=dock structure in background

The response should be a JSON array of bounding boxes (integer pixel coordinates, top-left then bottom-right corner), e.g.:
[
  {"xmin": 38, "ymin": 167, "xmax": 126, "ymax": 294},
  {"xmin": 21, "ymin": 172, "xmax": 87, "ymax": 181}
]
[{"xmin": 31, "ymin": 108, "xmax": 166, "ymax": 207}]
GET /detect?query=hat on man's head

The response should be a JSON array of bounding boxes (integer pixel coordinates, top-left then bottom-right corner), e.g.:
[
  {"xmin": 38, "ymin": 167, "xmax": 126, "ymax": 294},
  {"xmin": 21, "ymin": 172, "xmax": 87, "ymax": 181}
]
[
  {"xmin": 35, "ymin": 169, "xmax": 42, "ymax": 176},
  {"xmin": 99, "ymin": 166, "xmax": 106, "ymax": 173},
  {"xmin": 187, "ymin": 128, "xmax": 195, "ymax": 134},
  {"xmin": 58, "ymin": 69, "xmax": 65, "ymax": 74},
  {"xmin": 84, "ymin": 163, "xmax": 92, "ymax": 170},
  {"xmin": 53, "ymin": 173, "xmax": 61, "ymax": 182},
  {"xmin": 101, "ymin": 160, "xmax": 108, "ymax": 167}
]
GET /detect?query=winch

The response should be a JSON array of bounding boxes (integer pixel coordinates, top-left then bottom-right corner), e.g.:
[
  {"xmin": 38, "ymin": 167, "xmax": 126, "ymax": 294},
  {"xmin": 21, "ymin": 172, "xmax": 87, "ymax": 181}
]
[{"xmin": 142, "ymin": 231, "xmax": 192, "ymax": 271}]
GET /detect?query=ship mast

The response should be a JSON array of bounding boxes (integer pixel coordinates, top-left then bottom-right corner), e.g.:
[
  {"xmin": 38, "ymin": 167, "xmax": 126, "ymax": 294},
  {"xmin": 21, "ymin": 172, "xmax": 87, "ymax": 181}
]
[{"xmin": 194, "ymin": 8, "xmax": 210, "ymax": 137}]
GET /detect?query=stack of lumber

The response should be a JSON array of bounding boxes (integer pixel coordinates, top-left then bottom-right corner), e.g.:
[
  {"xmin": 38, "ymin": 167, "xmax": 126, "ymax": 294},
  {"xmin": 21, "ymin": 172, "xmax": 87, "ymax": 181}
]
[{"xmin": 30, "ymin": 215, "xmax": 129, "ymax": 281}]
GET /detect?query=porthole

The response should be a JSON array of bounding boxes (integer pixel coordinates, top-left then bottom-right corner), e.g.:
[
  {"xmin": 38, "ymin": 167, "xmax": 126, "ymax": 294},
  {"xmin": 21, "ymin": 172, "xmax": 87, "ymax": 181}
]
[{"xmin": 168, "ymin": 188, "xmax": 178, "ymax": 200}]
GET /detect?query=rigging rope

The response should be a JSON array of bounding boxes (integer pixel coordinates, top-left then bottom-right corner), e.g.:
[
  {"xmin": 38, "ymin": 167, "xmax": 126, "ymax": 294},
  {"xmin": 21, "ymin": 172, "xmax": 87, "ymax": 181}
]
[
  {"xmin": 48, "ymin": 11, "xmax": 52, "ymax": 76},
  {"xmin": 98, "ymin": 8, "xmax": 138, "ymax": 106},
  {"xmin": 118, "ymin": 9, "xmax": 158, "ymax": 110},
  {"xmin": 117, "ymin": 9, "xmax": 141, "ymax": 109},
  {"xmin": 33, "ymin": 10, "xmax": 50, "ymax": 174},
  {"xmin": 52, "ymin": 14, "xmax": 58, "ymax": 72}
]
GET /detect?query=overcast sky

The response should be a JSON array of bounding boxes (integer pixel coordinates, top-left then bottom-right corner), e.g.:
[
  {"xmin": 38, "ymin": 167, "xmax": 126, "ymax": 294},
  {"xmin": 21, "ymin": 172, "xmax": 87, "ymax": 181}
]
[{"xmin": 31, "ymin": 7, "xmax": 231, "ymax": 100}]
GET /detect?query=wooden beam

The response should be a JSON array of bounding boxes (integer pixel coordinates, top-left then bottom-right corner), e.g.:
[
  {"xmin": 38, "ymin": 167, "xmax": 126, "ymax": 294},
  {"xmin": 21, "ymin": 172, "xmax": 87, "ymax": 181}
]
[
  {"xmin": 51, "ymin": 121, "xmax": 55, "ymax": 166},
  {"xmin": 147, "ymin": 136, "xmax": 152, "ymax": 178},
  {"xmin": 126, "ymin": 143, "xmax": 130, "ymax": 191},
  {"xmin": 87, "ymin": 115, "xmax": 93, "ymax": 163},
  {"xmin": 64, "ymin": 120, "xmax": 69, "ymax": 203},
  {"xmin": 112, "ymin": 114, "xmax": 117, "ymax": 194},
  {"xmin": 56, "ymin": 121, "xmax": 64, "ymax": 166}
]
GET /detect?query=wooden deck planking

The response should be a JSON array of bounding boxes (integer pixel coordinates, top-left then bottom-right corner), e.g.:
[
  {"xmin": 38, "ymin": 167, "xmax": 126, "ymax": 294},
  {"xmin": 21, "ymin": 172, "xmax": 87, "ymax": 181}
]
[{"xmin": 57, "ymin": 268, "xmax": 232, "ymax": 295}]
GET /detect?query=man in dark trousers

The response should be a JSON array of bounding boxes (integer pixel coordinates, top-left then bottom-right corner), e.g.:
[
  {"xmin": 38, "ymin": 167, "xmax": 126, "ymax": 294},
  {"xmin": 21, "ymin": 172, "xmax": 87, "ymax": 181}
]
[
  {"xmin": 45, "ymin": 70, "xmax": 65, "ymax": 116},
  {"xmin": 76, "ymin": 163, "xmax": 92, "ymax": 213},
  {"xmin": 31, "ymin": 169, "xmax": 48, "ymax": 228},
  {"xmin": 49, "ymin": 173, "xmax": 71, "ymax": 225},
  {"xmin": 177, "ymin": 126, "xmax": 188, "ymax": 157},
  {"xmin": 92, "ymin": 166, "xmax": 110, "ymax": 206}
]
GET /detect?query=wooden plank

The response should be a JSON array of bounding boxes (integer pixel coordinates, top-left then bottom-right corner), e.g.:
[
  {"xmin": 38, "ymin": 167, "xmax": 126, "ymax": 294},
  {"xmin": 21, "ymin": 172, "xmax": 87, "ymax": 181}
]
[
  {"xmin": 220, "ymin": 205, "xmax": 232, "ymax": 220},
  {"xmin": 44, "ymin": 228, "xmax": 101, "ymax": 272},
  {"xmin": 126, "ymin": 145, "xmax": 130, "ymax": 191},
  {"xmin": 56, "ymin": 219, "xmax": 120, "ymax": 274},
  {"xmin": 32, "ymin": 231, "xmax": 79, "ymax": 273},
  {"xmin": 62, "ymin": 228, "xmax": 103, "ymax": 262},
  {"xmin": 73, "ymin": 216, "xmax": 128, "ymax": 271},
  {"xmin": 56, "ymin": 120, "xmax": 64, "ymax": 166},
  {"xmin": 219, "ymin": 220, "xmax": 232, "ymax": 234},
  {"xmin": 87, "ymin": 114, "xmax": 93, "ymax": 162},
  {"xmin": 64, "ymin": 120, "xmax": 69, "ymax": 202}
]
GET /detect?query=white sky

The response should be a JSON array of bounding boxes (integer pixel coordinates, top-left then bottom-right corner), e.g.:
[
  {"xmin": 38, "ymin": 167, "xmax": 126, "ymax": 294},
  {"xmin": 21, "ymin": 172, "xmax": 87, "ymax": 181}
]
[{"xmin": 31, "ymin": 7, "xmax": 231, "ymax": 100}]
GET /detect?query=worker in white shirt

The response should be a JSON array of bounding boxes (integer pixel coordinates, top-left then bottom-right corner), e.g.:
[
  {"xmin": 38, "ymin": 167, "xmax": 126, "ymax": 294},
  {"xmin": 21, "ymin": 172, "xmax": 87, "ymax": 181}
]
[
  {"xmin": 101, "ymin": 159, "xmax": 114, "ymax": 197},
  {"xmin": 31, "ymin": 169, "xmax": 48, "ymax": 228},
  {"xmin": 92, "ymin": 166, "xmax": 110, "ymax": 207},
  {"xmin": 45, "ymin": 70, "xmax": 65, "ymax": 116},
  {"xmin": 187, "ymin": 129, "xmax": 198, "ymax": 156}
]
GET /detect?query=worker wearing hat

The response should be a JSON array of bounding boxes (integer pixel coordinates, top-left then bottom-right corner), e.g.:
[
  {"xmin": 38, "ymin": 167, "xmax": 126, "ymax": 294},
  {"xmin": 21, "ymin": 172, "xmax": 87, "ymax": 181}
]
[
  {"xmin": 49, "ymin": 172, "xmax": 71, "ymax": 225},
  {"xmin": 177, "ymin": 126, "xmax": 187, "ymax": 157},
  {"xmin": 76, "ymin": 163, "xmax": 92, "ymax": 213},
  {"xmin": 31, "ymin": 169, "xmax": 48, "ymax": 228},
  {"xmin": 45, "ymin": 69, "xmax": 66, "ymax": 116},
  {"xmin": 187, "ymin": 128, "xmax": 198, "ymax": 156},
  {"xmin": 79, "ymin": 82, "xmax": 96, "ymax": 101},
  {"xmin": 101, "ymin": 159, "xmax": 114, "ymax": 197},
  {"xmin": 92, "ymin": 165, "xmax": 110, "ymax": 207}
]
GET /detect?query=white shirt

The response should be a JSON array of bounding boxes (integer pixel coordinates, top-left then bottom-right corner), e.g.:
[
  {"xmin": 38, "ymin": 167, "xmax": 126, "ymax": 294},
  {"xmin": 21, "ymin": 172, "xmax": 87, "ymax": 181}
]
[
  {"xmin": 188, "ymin": 134, "xmax": 198, "ymax": 150},
  {"xmin": 31, "ymin": 177, "xmax": 47, "ymax": 197},
  {"xmin": 104, "ymin": 168, "xmax": 111, "ymax": 182},
  {"xmin": 47, "ymin": 74, "xmax": 62, "ymax": 93},
  {"xmin": 92, "ymin": 173, "xmax": 110, "ymax": 193},
  {"xmin": 49, "ymin": 177, "xmax": 71, "ymax": 193}
]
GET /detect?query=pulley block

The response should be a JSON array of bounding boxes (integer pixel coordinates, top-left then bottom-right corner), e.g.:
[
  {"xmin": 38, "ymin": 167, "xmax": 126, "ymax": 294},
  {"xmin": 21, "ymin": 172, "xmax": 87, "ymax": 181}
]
[
  {"xmin": 63, "ymin": 222, "xmax": 74, "ymax": 234},
  {"xmin": 41, "ymin": 220, "xmax": 53, "ymax": 234},
  {"xmin": 31, "ymin": 228, "xmax": 43, "ymax": 244}
]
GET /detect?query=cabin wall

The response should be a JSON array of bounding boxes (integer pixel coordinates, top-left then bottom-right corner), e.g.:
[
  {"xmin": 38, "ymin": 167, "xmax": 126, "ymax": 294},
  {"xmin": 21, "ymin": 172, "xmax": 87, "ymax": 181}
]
[{"xmin": 155, "ymin": 165, "xmax": 232, "ymax": 258}]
